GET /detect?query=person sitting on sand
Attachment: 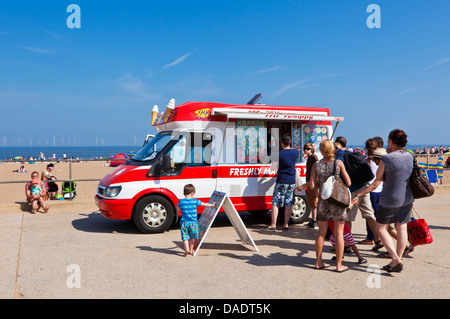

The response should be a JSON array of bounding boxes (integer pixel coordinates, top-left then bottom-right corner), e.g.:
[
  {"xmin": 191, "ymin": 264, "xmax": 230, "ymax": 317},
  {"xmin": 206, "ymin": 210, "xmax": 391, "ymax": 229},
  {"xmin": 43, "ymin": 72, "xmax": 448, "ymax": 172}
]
[
  {"xmin": 41, "ymin": 163, "xmax": 62, "ymax": 199},
  {"xmin": 13, "ymin": 165, "xmax": 27, "ymax": 173},
  {"xmin": 29, "ymin": 179, "xmax": 49, "ymax": 214},
  {"xmin": 25, "ymin": 172, "xmax": 49, "ymax": 214}
]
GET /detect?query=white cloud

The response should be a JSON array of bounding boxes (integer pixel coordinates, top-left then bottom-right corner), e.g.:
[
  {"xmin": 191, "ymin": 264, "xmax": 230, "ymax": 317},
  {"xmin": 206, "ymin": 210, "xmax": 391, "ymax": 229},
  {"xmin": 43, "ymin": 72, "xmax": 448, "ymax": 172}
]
[
  {"xmin": 272, "ymin": 79, "xmax": 313, "ymax": 97},
  {"xmin": 422, "ymin": 57, "xmax": 450, "ymax": 71},
  {"xmin": 20, "ymin": 46, "xmax": 55, "ymax": 54},
  {"xmin": 244, "ymin": 66, "xmax": 286, "ymax": 78},
  {"xmin": 386, "ymin": 87, "xmax": 418, "ymax": 99},
  {"xmin": 163, "ymin": 49, "xmax": 198, "ymax": 69},
  {"xmin": 114, "ymin": 74, "xmax": 161, "ymax": 100}
]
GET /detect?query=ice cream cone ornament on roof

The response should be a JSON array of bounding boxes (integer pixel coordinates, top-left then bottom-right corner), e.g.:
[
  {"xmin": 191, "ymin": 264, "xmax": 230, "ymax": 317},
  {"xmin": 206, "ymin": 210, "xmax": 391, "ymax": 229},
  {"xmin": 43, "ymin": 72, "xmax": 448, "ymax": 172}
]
[
  {"xmin": 151, "ymin": 105, "xmax": 159, "ymax": 125},
  {"xmin": 164, "ymin": 98, "xmax": 175, "ymax": 121}
]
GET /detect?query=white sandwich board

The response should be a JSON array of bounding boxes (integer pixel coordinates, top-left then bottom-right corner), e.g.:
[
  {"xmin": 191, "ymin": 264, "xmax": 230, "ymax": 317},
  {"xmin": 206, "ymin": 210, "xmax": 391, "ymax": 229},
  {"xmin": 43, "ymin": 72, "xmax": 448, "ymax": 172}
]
[{"xmin": 193, "ymin": 191, "xmax": 259, "ymax": 256}]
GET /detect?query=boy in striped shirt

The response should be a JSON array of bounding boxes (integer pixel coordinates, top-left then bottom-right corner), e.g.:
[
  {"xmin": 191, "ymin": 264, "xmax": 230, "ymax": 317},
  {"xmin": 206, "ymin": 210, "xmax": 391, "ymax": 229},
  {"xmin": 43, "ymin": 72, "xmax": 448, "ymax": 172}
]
[{"xmin": 177, "ymin": 184, "xmax": 214, "ymax": 256}]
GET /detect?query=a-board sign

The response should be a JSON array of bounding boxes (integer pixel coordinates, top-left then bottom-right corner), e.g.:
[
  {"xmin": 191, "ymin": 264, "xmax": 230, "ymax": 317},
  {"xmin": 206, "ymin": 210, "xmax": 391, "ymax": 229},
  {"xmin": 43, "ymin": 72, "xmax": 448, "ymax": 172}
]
[{"xmin": 194, "ymin": 191, "xmax": 258, "ymax": 256}]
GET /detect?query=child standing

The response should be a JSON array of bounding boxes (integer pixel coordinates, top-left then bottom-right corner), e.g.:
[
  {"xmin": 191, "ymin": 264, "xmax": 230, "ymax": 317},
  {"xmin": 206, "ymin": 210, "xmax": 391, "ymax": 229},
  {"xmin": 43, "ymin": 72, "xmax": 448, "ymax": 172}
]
[
  {"xmin": 328, "ymin": 221, "xmax": 367, "ymax": 265},
  {"xmin": 30, "ymin": 179, "xmax": 49, "ymax": 214},
  {"xmin": 177, "ymin": 184, "xmax": 214, "ymax": 256}
]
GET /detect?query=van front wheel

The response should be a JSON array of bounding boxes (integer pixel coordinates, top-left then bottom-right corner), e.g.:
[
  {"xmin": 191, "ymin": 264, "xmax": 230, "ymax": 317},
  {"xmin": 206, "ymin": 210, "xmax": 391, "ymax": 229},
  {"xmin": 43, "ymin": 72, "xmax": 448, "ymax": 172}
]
[{"xmin": 133, "ymin": 195, "xmax": 174, "ymax": 233}]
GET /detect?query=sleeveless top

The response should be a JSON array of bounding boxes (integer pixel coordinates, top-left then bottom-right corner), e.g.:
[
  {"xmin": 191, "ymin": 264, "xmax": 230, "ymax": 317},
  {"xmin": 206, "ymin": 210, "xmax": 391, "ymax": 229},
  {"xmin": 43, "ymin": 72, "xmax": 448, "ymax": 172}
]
[
  {"xmin": 380, "ymin": 151, "xmax": 414, "ymax": 208},
  {"xmin": 316, "ymin": 160, "xmax": 346, "ymax": 221},
  {"xmin": 316, "ymin": 160, "xmax": 340, "ymax": 196}
]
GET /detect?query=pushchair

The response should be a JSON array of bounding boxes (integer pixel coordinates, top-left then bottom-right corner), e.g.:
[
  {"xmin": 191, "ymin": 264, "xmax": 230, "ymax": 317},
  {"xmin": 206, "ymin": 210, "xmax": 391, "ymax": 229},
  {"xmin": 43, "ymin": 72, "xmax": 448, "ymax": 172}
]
[{"xmin": 62, "ymin": 181, "xmax": 77, "ymax": 200}]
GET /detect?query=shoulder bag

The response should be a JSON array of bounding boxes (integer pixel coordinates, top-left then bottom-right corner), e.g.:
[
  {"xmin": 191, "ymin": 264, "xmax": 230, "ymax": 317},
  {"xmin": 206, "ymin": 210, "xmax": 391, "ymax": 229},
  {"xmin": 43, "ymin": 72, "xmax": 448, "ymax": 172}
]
[
  {"xmin": 321, "ymin": 160, "xmax": 351, "ymax": 208},
  {"xmin": 410, "ymin": 157, "xmax": 434, "ymax": 199}
]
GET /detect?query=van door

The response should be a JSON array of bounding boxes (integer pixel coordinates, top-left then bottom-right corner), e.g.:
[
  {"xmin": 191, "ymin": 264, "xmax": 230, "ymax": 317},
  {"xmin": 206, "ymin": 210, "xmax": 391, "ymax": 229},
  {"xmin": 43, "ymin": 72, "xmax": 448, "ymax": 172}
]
[{"xmin": 158, "ymin": 132, "xmax": 215, "ymax": 202}]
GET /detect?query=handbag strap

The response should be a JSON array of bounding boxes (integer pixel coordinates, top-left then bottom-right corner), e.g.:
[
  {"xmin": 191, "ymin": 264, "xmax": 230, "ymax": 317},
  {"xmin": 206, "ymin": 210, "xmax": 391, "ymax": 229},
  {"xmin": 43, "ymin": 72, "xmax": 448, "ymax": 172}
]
[
  {"xmin": 412, "ymin": 207, "xmax": 421, "ymax": 219},
  {"xmin": 332, "ymin": 159, "xmax": 337, "ymax": 177}
]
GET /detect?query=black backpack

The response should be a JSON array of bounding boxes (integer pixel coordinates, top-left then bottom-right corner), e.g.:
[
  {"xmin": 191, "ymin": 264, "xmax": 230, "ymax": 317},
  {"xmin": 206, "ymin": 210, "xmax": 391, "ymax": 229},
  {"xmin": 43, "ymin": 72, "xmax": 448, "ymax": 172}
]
[{"xmin": 342, "ymin": 151, "xmax": 374, "ymax": 186}]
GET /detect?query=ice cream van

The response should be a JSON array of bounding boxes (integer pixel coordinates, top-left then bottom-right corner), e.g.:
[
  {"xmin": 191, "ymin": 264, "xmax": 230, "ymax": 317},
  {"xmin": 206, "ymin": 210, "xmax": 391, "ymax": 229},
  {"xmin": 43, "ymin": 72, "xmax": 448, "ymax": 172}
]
[{"xmin": 95, "ymin": 98, "xmax": 344, "ymax": 233}]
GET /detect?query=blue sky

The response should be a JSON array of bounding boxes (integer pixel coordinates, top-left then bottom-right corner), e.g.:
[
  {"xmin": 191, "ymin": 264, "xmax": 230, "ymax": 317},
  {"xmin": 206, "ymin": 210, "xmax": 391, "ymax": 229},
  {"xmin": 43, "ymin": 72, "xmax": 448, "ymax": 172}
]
[{"xmin": 0, "ymin": 1, "xmax": 449, "ymax": 147}]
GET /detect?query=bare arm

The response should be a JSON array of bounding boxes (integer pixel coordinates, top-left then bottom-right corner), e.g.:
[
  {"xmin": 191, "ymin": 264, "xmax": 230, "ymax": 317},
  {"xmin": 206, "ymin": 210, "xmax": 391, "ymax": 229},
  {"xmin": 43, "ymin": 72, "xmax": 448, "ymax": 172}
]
[
  {"xmin": 309, "ymin": 162, "xmax": 317, "ymax": 191},
  {"xmin": 25, "ymin": 183, "xmax": 31, "ymax": 199},
  {"xmin": 338, "ymin": 160, "xmax": 351, "ymax": 187},
  {"xmin": 351, "ymin": 160, "xmax": 385, "ymax": 205}
]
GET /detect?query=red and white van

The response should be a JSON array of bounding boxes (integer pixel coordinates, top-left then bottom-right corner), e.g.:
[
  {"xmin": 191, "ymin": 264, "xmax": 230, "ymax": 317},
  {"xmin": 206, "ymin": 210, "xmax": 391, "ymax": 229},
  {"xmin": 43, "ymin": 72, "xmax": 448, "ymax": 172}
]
[{"xmin": 95, "ymin": 100, "xmax": 343, "ymax": 233}]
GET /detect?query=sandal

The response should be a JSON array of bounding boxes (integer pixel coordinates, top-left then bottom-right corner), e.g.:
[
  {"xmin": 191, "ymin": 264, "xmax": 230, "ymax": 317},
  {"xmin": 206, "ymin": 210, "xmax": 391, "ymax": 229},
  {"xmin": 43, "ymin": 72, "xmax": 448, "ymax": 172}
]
[
  {"xmin": 383, "ymin": 263, "xmax": 403, "ymax": 273},
  {"xmin": 358, "ymin": 258, "xmax": 368, "ymax": 264},
  {"xmin": 262, "ymin": 227, "xmax": 276, "ymax": 232},
  {"xmin": 371, "ymin": 240, "xmax": 384, "ymax": 251},
  {"xmin": 402, "ymin": 245, "xmax": 414, "ymax": 257}
]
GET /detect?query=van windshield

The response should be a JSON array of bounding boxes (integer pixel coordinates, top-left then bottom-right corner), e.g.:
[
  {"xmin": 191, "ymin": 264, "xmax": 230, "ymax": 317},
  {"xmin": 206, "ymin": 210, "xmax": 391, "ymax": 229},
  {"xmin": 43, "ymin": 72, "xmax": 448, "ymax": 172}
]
[{"xmin": 131, "ymin": 133, "xmax": 173, "ymax": 162}]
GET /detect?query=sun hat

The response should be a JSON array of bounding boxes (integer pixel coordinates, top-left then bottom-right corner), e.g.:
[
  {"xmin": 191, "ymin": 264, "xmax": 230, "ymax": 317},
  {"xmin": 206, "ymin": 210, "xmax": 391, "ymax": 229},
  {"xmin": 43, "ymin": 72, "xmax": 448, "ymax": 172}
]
[{"xmin": 370, "ymin": 148, "xmax": 387, "ymax": 158}]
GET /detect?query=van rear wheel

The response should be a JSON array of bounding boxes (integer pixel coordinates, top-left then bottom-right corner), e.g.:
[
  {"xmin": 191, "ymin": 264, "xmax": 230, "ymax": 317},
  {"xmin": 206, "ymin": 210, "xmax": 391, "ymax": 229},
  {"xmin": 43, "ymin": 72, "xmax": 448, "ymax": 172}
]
[{"xmin": 133, "ymin": 195, "xmax": 174, "ymax": 233}]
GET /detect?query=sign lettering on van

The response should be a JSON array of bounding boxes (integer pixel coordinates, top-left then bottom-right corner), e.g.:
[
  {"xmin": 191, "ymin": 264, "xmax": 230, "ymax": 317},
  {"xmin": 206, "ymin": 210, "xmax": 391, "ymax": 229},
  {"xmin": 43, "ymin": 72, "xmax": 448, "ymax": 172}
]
[
  {"xmin": 263, "ymin": 114, "xmax": 314, "ymax": 120},
  {"xmin": 195, "ymin": 108, "xmax": 211, "ymax": 120},
  {"xmin": 226, "ymin": 167, "xmax": 306, "ymax": 177}
]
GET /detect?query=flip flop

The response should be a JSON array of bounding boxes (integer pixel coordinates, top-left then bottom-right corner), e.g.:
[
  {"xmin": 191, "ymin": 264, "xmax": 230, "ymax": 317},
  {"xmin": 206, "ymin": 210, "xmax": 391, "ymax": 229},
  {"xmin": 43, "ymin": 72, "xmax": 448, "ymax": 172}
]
[
  {"xmin": 335, "ymin": 266, "xmax": 349, "ymax": 273},
  {"xmin": 261, "ymin": 227, "xmax": 276, "ymax": 232},
  {"xmin": 315, "ymin": 264, "xmax": 330, "ymax": 270}
]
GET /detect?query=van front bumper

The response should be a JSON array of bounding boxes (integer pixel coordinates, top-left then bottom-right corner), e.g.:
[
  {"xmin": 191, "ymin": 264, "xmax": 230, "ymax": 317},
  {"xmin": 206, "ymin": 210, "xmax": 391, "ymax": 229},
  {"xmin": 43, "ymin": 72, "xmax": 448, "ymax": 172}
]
[{"xmin": 95, "ymin": 195, "xmax": 135, "ymax": 220}]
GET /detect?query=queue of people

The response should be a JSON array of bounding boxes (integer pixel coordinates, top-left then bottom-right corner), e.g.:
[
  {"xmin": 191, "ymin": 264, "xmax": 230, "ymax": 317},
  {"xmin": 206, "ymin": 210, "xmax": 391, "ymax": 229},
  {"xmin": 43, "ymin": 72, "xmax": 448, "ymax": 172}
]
[{"xmin": 263, "ymin": 129, "xmax": 415, "ymax": 273}]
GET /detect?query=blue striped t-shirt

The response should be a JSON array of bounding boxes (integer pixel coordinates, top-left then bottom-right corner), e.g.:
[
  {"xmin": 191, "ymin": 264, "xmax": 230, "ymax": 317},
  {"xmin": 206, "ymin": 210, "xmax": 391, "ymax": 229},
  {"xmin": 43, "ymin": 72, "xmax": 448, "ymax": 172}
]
[{"xmin": 177, "ymin": 198, "xmax": 201, "ymax": 222}]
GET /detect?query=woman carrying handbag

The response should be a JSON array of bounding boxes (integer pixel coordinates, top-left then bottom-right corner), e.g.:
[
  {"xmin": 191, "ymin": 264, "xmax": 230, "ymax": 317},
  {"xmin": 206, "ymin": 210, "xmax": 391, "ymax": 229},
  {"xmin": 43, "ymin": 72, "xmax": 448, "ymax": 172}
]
[
  {"xmin": 306, "ymin": 139, "xmax": 351, "ymax": 272},
  {"xmin": 352, "ymin": 129, "xmax": 414, "ymax": 273}
]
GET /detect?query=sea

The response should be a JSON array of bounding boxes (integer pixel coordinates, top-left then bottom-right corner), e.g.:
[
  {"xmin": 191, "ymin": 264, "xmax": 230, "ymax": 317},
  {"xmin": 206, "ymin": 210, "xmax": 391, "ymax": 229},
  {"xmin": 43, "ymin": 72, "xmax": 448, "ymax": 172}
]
[
  {"xmin": 0, "ymin": 144, "xmax": 445, "ymax": 161},
  {"xmin": 0, "ymin": 146, "xmax": 141, "ymax": 161}
]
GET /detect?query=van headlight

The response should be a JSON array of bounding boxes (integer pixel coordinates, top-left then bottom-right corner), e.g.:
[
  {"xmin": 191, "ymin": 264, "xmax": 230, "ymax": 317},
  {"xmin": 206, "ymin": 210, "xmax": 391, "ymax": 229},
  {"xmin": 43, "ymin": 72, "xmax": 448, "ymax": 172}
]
[{"xmin": 104, "ymin": 186, "xmax": 122, "ymax": 197}]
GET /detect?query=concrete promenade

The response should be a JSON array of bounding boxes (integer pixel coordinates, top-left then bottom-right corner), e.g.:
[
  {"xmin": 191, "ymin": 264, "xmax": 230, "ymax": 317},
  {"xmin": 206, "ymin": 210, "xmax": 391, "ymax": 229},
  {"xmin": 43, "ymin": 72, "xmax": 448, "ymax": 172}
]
[{"xmin": 1, "ymin": 187, "xmax": 449, "ymax": 299}]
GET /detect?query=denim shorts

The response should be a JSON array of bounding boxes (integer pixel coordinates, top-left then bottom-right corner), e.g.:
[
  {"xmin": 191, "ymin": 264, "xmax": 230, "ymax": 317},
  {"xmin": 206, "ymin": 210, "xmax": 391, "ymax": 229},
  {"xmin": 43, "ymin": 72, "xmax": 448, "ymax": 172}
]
[
  {"xmin": 272, "ymin": 183, "xmax": 296, "ymax": 207},
  {"xmin": 180, "ymin": 221, "xmax": 199, "ymax": 241}
]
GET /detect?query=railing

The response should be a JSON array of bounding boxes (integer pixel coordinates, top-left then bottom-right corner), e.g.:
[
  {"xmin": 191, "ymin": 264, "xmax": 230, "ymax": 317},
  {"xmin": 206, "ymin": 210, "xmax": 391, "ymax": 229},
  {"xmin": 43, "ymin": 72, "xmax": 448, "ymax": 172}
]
[{"xmin": 0, "ymin": 158, "xmax": 120, "ymax": 199}]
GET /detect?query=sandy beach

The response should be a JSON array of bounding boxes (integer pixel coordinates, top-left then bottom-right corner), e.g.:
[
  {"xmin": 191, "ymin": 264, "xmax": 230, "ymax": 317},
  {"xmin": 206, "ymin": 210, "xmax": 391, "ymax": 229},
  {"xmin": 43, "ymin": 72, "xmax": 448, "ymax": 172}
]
[{"xmin": 0, "ymin": 161, "xmax": 116, "ymax": 213}]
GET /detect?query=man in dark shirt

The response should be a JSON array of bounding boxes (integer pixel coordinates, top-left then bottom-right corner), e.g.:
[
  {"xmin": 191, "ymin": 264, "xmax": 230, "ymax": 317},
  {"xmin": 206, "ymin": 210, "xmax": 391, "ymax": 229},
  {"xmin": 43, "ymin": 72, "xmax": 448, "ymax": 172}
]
[{"xmin": 264, "ymin": 135, "xmax": 299, "ymax": 231}]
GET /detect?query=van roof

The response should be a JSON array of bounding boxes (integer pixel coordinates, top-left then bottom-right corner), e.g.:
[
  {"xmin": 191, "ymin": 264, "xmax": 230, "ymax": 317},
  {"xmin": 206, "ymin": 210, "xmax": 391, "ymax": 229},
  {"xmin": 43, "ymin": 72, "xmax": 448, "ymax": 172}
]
[{"xmin": 157, "ymin": 101, "xmax": 335, "ymax": 125}]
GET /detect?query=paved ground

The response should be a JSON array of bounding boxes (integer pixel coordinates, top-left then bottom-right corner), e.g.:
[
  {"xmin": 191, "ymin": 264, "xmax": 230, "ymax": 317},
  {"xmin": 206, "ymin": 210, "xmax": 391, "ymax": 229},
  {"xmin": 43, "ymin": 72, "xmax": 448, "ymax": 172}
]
[{"xmin": 1, "ymin": 187, "xmax": 449, "ymax": 300}]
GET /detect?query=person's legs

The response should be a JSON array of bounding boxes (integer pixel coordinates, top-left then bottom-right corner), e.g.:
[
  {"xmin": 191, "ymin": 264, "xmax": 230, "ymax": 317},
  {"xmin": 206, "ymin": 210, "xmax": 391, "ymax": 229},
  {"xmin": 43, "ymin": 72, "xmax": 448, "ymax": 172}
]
[
  {"xmin": 188, "ymin": 239, "xmax": 195, "ymax": 255},
  {"xmin": 269, "ymin": 205, "xmax": 278, "ymax": 229},
  {"xmin": 333, "ymin": 221, "xmax": 347, "ymax": 272},
  {"xmin": 38, "ymin": 197, "xmax": 49, "ymax": 213},
  {"xmin": 394, "ymin": 222, "xmax": 408, "ymax": 260},
  {"xmin": 284, "ymin": 205, "xmax": 292, "ymax": 229},
  {"xmin": 315, "ymin": 221, "xmax": 330, "ymax": 269},
  {"xmin": 359, "ymin": 192, "xmax": 379, "ymax": 243},
  {"xmin": 31, "ymin": 199, "xmax": 38, "ymax": 214},
  {"xmin": 182, "ymin": 240, "xmax": 190, "ymax": 256},
  {"xmin": 376, "ymin": 222, "xmax": 402, "ymax": 267}
]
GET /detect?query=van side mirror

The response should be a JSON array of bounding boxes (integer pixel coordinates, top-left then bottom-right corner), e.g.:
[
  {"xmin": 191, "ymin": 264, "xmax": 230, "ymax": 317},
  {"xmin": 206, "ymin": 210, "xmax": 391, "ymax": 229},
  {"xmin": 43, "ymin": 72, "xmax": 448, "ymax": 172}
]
[{"xmin": 162, "ymin": 154, "xmax": 171, "ymax": 172}]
